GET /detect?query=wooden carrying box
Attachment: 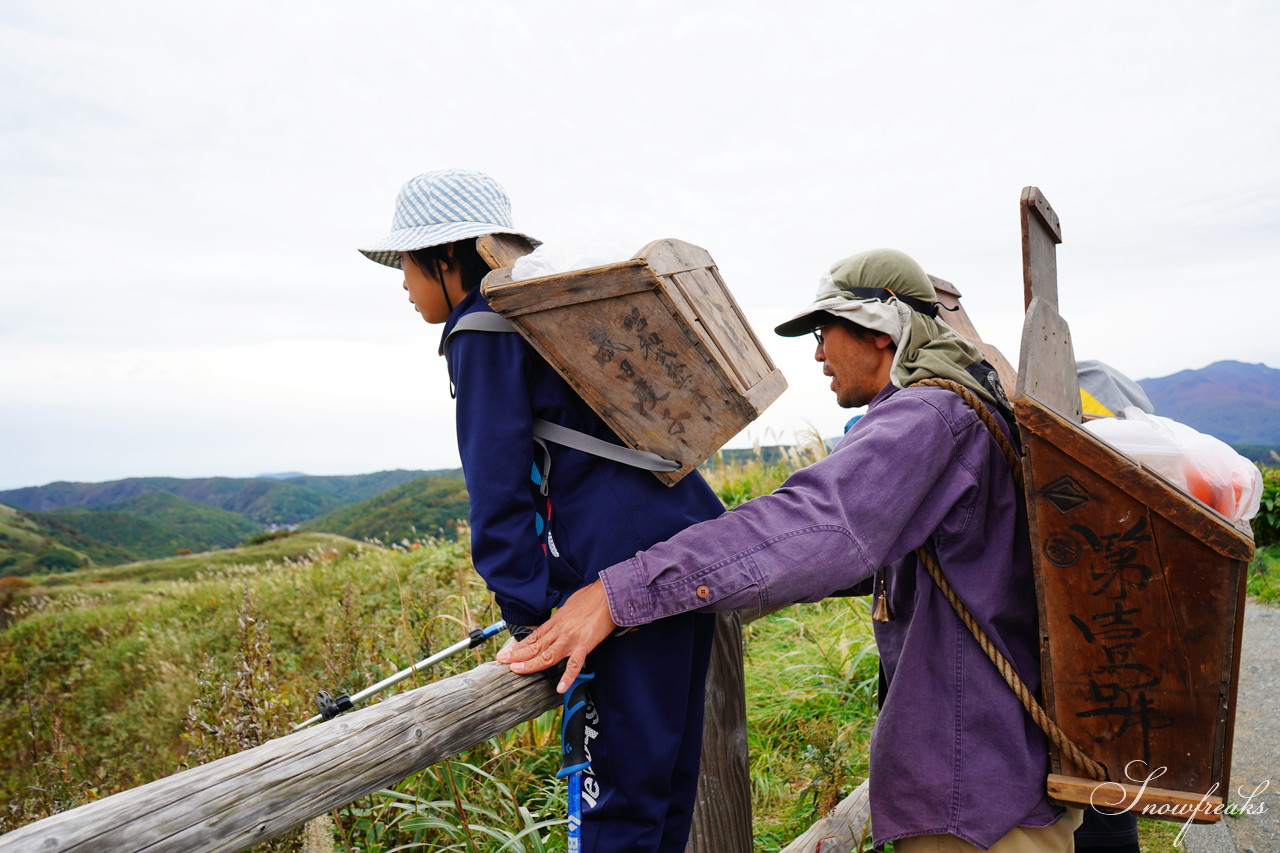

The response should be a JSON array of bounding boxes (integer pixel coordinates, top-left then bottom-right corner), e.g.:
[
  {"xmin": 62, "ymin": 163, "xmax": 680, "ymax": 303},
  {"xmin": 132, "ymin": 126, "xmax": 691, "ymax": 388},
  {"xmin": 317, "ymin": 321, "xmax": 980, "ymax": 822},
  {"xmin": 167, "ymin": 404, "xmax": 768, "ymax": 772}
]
[
  {"xmin": 480, "ymin": 239, "xmax": 787, "ymax": 486},
  {"xmin": 1015, "ymin": 189, "xmax": 1253, "ymax": 823}
]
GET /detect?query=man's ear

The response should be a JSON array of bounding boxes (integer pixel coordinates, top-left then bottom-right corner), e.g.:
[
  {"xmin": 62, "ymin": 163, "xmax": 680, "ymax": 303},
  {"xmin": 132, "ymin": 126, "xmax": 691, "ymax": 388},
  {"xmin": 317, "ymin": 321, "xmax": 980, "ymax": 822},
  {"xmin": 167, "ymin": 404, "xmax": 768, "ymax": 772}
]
[{"xmin": 873, "ymin": 333, "xmax": 895, "ymax": 351}]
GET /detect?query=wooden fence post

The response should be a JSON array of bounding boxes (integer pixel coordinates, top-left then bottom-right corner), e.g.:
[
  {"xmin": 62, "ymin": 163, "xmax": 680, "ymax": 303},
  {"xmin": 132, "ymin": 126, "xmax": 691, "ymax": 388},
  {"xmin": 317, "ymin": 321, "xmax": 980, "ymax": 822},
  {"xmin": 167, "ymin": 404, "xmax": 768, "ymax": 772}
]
[{"xmin": 686, "ymin": 611, "xmax": 753, "ymax": 852}]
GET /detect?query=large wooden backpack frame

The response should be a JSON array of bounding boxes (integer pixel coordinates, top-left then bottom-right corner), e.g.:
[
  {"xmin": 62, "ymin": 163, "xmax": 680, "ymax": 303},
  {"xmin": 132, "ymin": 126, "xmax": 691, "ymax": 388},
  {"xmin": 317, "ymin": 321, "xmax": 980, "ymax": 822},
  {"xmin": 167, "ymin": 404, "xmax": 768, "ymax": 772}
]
[{"xmin": 1014, "ymin": 188, "xmax": 1252, "ymax": 823}]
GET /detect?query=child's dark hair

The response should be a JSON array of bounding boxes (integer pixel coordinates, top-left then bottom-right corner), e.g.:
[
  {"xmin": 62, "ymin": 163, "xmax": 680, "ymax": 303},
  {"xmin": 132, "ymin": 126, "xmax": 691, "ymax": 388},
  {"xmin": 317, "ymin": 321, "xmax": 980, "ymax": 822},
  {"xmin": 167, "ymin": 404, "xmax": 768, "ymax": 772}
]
[{"xmin": 406, "ymin": 239, "xmax": 491, "ymax": 292}]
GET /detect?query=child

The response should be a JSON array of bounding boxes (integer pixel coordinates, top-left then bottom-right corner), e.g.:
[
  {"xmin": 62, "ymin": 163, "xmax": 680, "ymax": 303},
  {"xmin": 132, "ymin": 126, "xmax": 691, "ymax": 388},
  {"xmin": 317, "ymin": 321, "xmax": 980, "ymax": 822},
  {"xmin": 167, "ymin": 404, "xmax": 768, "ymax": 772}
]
[{"xmin": 359, "ymin": 168, "xmax": 725, "ymax": 852}]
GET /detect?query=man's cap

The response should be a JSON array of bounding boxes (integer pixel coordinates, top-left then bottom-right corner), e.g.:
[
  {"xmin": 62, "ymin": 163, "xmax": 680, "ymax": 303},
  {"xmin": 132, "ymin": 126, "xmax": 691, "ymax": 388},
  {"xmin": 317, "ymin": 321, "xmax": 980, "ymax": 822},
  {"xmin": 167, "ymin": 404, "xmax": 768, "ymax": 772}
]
[{"xmin": 775, "ymin": 248, "xmax": 939, "ymax": 337}]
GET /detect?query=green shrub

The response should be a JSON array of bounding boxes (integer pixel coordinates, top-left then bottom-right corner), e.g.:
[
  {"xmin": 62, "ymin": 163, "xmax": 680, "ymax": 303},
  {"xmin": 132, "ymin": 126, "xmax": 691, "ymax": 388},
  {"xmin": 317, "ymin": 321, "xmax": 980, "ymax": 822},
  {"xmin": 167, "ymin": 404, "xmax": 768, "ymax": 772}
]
[
  {"xmin": 1251, "ymin": 465, "xmax": 1279, "ymax": 546},
  {"xmin": 34, "ymin": 547, "xmax": 84, "ymax": 572},
  {"xmin": 1248, "ymin": 545, "xmax": 1280, "ymax": 605},
  {"xmin": 242, "ymin": 529, "xmax": 297, "ymax": 547}
]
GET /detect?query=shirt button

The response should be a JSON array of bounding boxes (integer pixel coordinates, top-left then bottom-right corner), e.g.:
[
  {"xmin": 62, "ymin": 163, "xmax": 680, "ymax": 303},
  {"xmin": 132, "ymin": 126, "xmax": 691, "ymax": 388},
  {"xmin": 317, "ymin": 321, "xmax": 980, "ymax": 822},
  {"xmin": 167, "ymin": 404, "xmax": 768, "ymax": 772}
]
[{"xmin": 696, "ymin": 585, "xmax": 711, "ymax": 599}]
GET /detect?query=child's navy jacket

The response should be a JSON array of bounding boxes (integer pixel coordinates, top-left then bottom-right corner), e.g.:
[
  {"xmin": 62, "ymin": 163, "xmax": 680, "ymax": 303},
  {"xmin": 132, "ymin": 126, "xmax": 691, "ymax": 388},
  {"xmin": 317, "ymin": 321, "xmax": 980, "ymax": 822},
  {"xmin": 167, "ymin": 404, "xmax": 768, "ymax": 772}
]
[{"xmin": 442, "ymin": 288, "xmax": 726, "ymax": 627}]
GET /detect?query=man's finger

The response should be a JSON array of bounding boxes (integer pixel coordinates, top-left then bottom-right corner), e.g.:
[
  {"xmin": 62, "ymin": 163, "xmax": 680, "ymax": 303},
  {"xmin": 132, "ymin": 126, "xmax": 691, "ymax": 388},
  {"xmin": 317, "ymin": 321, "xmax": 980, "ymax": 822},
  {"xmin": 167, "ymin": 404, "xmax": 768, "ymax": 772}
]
[
  {"xmin": 558, "ymin": 655, "xmax": 583, "ymax": 694},
  {"xmin": 497, "ymin": 631, "xmax": 540, "ymax": 664}
]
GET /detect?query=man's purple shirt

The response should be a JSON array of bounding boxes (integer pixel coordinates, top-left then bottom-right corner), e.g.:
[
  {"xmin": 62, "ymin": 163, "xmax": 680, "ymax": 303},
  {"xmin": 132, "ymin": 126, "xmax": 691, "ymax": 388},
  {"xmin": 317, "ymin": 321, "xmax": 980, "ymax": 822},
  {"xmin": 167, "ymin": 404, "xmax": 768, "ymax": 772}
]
[{"xmin": 599, "ymin": 384, "xmax": 1062, "ymax": 848}]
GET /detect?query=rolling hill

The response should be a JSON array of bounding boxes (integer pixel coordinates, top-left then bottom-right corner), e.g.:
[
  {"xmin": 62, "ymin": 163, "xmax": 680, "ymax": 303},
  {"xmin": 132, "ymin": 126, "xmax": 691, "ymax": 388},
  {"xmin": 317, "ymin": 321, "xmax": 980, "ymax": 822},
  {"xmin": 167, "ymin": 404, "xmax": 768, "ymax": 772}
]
[
  {"xmin": 0, "ymin": 503, "xmax": 94, "ymax": 575},
  {"xmin": 46, "ymin": 492, "xmax": 264, "ymax": 559},
  {"xmin": 1, "ymin": 493, "xmax": 268, "ymax": 576},
  {"xmin": 0, "ymin": 470, "xmax": 472, "ymax": 575},
  {"xmin": 302, "ymin": 475, "xmax": 470, "ymax": 544}
]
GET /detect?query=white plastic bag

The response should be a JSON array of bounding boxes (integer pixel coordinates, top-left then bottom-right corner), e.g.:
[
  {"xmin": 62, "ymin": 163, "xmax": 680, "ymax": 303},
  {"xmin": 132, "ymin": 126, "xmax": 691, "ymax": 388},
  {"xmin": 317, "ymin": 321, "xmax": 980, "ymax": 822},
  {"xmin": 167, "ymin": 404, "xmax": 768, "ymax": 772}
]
[
  {"xmin": 510, "ymin": 238, "xmax": 630, "ymax": 282},
  {"xmin": 1083, "ymin": 407, "xmax": 1263, "ymax": 522}
]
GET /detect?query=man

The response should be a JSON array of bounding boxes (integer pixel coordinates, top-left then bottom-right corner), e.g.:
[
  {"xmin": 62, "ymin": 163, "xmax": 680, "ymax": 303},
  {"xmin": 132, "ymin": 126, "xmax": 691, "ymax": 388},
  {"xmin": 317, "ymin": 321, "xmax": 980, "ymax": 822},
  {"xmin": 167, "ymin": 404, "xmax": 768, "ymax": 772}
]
[{"xmin": 500, "ymin": 248, "xmax": 1081, "ymax": 851}]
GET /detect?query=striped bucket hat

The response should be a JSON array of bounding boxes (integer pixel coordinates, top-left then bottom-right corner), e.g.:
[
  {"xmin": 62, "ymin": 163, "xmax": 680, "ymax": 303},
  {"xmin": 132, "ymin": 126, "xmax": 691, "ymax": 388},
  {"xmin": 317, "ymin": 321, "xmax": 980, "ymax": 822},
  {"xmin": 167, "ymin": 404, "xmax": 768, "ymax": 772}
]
[{"xmin": 359, "ymin": 168, "xmax": 537, "ymax": 269}]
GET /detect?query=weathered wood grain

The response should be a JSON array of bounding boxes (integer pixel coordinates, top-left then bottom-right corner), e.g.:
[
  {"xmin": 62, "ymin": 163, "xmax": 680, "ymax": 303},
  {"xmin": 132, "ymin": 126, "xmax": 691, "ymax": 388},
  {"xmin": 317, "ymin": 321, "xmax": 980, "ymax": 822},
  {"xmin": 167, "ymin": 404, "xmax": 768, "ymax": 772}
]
[
  {"xmin": 1047, "ymin": 774, "xmax": 1223, "ymax": 824},
  {"xmin": 687, "ymin": 611, "xmax": 753, "ymax": 853},
  {"xmin": 481, "ymin": 262, "xmax": 658, "ymax": 315},
  {"xmin": 0, "ymin": 663, "xmax": 559, "ymax": 853},
  {"xmin": 1014, "ymin": 185, "xmax": 1251, "ymax": 822},
  {"xmin": 476, "ymin": 233, "xmax": 537, "ymax": 269},
  {"xmin": 777, "ymin": 780, "xmax": 871, "ymax": 853},
  {"xmin": 1016, "ymin": 394, "xmax": 1250, "ymax": 809},
  {"xmin": 1017, "ymin": 297, "xmax": 1082, "ymax": 424},
  {"xmin": 481, "ymin": 238, "xmax": 787, "ymax": 486},
  {"xmin": 1021, "ymin": 186, "xmax": 1062, "ymax": 311}
]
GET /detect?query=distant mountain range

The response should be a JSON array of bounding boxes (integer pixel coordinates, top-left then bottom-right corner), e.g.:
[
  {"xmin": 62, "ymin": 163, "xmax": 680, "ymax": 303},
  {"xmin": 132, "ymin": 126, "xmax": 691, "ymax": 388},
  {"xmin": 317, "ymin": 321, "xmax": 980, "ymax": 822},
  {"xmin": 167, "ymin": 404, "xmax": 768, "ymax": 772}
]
[
  {"xmin": 1138, "ymin": 360, "xmax": 1280, "ymax": 450},
  {"xmin": 0, "ymin": 470, "xmax": 453, "ymax": 526},
  {"xmin": 0, "ymin": 470, "xmax": 461, "ymax": 576},
  {"xmin": 1, "ymin": 361, "xmax": 1274, "ymax": 576}
]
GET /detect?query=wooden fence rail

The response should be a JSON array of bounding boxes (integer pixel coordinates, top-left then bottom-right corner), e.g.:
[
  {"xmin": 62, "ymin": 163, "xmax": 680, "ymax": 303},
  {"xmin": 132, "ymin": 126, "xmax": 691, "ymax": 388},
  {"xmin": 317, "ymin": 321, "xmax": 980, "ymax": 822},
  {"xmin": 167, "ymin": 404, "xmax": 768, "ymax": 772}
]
[
  {"xmin": 0, "ymin": 610, "xmax": 870, "ymax": 853},
  {"xmin": 0, "ymin": 662, "xmax": 559, "ymax": 853}
]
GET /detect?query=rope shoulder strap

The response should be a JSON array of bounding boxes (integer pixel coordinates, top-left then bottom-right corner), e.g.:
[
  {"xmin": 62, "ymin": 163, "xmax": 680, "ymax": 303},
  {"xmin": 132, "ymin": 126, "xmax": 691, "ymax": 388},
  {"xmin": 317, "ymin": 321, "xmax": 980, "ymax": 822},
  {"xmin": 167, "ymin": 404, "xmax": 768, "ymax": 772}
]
[
  {"xmin": 443, "ymin": 311, "xmax": 680, "ymax": 474},
  {"xmin": 908, "ymin": 378, "xmax": 1108, "ymax": 783}
]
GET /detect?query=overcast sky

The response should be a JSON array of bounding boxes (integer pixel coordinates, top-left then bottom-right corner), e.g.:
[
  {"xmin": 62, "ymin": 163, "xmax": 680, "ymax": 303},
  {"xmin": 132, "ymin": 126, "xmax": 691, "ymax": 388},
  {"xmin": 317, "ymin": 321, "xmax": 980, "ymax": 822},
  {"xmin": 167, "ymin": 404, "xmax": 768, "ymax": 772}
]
[{"xmin": 2, "ymin": 1, "xmax": 1277, "ymax": 492}]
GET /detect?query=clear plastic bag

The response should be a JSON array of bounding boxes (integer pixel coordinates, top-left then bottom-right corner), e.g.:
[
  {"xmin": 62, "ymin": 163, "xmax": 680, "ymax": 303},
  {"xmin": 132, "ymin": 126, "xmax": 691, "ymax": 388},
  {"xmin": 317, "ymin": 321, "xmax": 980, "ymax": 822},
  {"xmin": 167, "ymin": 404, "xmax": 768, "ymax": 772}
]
[
  {"xmin": 510, "ymin": 238, "xmax": 630, "ymax": 282},
  {"xmin": 1083, "ymin": 407, "xmax": 1263, "ymax": 523}
]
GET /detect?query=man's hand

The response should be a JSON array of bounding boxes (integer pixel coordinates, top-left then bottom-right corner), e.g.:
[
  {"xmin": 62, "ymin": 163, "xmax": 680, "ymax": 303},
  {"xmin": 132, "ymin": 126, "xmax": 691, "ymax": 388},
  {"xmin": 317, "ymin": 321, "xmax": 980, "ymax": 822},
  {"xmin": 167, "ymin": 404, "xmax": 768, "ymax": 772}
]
[{"xmin": 496, "ymin": 579, "xmax": 617, "ymax": 693}]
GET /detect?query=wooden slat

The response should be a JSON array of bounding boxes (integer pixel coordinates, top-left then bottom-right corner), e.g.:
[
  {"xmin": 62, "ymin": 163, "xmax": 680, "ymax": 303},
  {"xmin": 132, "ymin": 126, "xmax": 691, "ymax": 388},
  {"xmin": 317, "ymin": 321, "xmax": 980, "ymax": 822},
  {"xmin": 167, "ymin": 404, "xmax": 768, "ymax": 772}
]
[
  {"xmin": 743, "ymin": 370, "xmax": 791, "ymax": 416},
  {"xmin": 669, "ymin": 267, "xmax": 770, "ymax": 389},
  {"xmin": 930, "ymin": 275, "xmax": 987, "ymax": 345},
  {"xmin": 1016, "ymin": 188, "xmax": 1077, "ymax": 421},
  {"xmin": 633, "ymin": 237, "xmax": 716, "ymax": 274},
  {"xmin": 1047, "ymin": 774, "xmax": 1223, "ymax": 824},
  {"xmin": 1016, "ymin": 297, "xmax": 1082, "ymax": 423},
  {"xmin": 1021, "ymin": 186, "xmax": 1062, "ymax": 311},
  {"xmin": 476, "ymin": 233, "xmax": 536, "ymax": 270},
  {"xmin": 481, "ymin": 262, "xmax": 656, "ymax": 315}
]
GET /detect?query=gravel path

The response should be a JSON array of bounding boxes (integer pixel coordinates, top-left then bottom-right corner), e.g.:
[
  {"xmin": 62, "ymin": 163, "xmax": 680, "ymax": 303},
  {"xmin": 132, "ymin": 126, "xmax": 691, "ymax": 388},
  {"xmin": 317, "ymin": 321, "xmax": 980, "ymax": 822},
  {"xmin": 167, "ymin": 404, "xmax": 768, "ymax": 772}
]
[{"xmin": 1183, "ymin": 601, "xmax": 1279, "ymax": 853}]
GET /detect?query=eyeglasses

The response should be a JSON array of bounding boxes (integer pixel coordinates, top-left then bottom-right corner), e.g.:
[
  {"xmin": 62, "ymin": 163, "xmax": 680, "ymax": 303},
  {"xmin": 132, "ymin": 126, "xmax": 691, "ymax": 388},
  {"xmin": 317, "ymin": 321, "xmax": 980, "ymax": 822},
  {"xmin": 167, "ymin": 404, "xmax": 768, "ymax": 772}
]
[{"xmin": 811, "ymin": 328, "xmax": 825, "ymax": 347}]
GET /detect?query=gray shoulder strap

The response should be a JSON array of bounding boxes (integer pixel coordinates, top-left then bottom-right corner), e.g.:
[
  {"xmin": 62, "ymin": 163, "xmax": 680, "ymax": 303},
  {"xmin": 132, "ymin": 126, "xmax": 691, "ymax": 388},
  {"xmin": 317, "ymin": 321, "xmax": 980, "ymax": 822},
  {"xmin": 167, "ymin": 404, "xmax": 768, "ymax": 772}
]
[
  {"xmin": 440, "ymin": 312, "xmax": 519, "ymax": 386},
  {"xmin": 444, "ymin": 312, "xmax": 518, "ymax": 351},
  {"xmin": 533, "ymin": 419, "xmax": 680, "ymax": 473}
]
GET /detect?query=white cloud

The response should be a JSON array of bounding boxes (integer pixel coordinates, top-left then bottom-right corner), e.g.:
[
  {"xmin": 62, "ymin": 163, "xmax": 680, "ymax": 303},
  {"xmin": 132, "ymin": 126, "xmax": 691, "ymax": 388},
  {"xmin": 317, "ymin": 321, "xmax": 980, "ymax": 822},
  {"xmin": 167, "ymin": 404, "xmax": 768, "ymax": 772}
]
[{"xmin": 2, "ymin": 0, "xmax": 1278, "ymax": 489}]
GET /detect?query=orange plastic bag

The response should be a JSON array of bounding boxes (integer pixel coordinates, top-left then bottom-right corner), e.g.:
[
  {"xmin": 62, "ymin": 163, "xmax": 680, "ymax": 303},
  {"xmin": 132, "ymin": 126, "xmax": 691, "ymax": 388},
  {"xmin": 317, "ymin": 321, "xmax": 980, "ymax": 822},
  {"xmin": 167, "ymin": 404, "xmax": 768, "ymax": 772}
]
[{"xmin": 1083, "ymin": 407, "xmax": 1263, "ymax": 523}]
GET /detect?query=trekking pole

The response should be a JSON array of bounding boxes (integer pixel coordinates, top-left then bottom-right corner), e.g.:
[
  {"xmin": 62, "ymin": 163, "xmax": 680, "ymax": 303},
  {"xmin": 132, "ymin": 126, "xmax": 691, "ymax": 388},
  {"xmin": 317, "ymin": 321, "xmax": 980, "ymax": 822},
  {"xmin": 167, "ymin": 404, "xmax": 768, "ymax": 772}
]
[
  {"xmin": 555, "ymin": 671, "xmax": 595, "ymax": 853},
  {"xmin": 293, "ymin": 620, "xmax": 508, "ymax": 730}
]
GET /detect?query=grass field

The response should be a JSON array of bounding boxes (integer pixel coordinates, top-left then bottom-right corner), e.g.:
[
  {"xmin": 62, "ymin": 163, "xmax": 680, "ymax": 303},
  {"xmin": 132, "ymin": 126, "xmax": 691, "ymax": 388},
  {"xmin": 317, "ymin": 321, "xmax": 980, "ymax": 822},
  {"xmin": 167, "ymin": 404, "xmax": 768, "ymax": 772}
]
[{"xmin": 3, "ymin": 454, "xmax": 1273, "ymax": 850}]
